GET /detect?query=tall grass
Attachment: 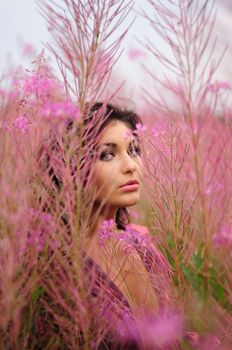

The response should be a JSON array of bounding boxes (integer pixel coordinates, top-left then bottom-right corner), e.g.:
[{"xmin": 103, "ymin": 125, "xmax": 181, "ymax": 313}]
[
  {"xmin": 1, "ymin": 0, "xmax": 232, "ymax": 349},
  {"xmin": 139, "ymin": 0, "xmax": 232, "ymax": 347},
  {"xmin": 0, "ymin": 1, "xmax": 137, "ymax": 348}
]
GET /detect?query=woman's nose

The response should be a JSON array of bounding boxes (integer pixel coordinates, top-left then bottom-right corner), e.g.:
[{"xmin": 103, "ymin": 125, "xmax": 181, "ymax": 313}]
[{"xmin": 121, "ymin": 153, "xmax": 137, "ymax": 174}]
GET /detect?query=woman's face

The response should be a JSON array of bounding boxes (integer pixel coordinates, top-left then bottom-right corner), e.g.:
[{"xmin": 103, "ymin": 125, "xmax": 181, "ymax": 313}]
[{"xmin": 92, "ymin": 120, "xmax": 143, "ymax": 213}]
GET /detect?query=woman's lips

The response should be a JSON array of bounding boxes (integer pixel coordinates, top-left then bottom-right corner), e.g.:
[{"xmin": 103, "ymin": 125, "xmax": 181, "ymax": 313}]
[
  {"xmin": 119, "ymin": 180, "xmax": 139, "ymax": 192},
  {"xmin": 120, "ymin": 183, "xmax": 139, "ymax": 192},
  {"xmin": 120, "ymin": 180, "xmax": 139, "ymax": 187}
]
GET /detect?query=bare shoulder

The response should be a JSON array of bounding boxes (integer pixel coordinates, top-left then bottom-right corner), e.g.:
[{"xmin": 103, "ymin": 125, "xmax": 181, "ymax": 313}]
[{"xmin": 129, "ymin": 223, "xmax": 150, "ymax": 235}]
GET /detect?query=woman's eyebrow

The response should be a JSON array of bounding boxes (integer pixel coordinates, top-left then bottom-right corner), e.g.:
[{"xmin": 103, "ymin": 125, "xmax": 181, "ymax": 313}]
[
  {"xmin": 100, "ymin": 138, "xmax": 138, "ymax": 148},
  {"xmin": 100, "ymin": 142, "xmax": 117, "ymax": 148}
]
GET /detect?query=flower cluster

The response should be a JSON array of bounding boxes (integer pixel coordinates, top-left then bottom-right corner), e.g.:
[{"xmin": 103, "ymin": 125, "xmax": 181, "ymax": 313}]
[
  {"xmin": 213, "ymin": 225, "xmax": 232, "ymax": 248},
  {"xmin": 98, "ymin": 219, "xmax": 115, "ymax": 246},
  {"xmin": 21, "ymin": 43, "xmax": 36, "ymax": 57},
  {"xmin": 205, "ymin": 181, "xmax": 224, "ymax": 195},
  {"xmin": 135, "ymin": 123, "xmax": 147, "ymax": 134},
  {"xmin": 23, "ymin": 74, "xmax": 54, "ymax": 97},
  {"xmin": 151, "ymin": 122, "xmax": 168, "ymax": 137},
  {"xmin": 207, "ymin": 80, "xmax": 231, "ymax": 93},
  {"xmin": 98, "ymin": 220, "xmax": 151, "ymax": 253},
  {"xmin": 117, "ymin": 312, "xmax": 183, "ymax": 349},
  {"xmin": 27, "ymin": 210, "xmax": 60, "ymax": 253},
  {"xmin": 13, "ymin": 115, "xmax": 30, "ymax": 134},
  {"xmin": 124, "ymin": 225, "xmax": 151, "ymax": 248},
  {"xmin": 127, "ymin": 48, "xmax": 146, "ymax": 61},
  {"xmin": 40, "ymin": 101, "xmax": 80, "ymax": 121}
]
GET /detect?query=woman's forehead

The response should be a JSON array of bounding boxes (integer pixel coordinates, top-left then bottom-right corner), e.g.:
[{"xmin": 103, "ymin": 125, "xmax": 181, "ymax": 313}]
[{"xmin": 98, "ymin": 120, "xmax": 136, "ymax": 145}]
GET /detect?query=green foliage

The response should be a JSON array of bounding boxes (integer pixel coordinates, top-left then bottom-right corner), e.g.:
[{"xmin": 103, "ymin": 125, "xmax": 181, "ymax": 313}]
[
  {"xmin": 164, "ymin": 233, "xmax": 231, "ymax": 312},
  {"xmin": 162, "ymin": 233, "xmax": 175, "ymax": 268},
  {"xmin": 180, "ymin": 248, "xmax": 230, "ymax": 310},
  {"xmin": 32, "ymin": 285, "xmax": 45, "ymax": 304}
]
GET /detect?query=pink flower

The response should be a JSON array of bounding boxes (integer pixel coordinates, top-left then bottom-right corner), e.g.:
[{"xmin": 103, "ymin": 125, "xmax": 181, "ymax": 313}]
[
  {"xmin": 128, "ymin": 48, "xmax": 146, "ymax": 61},
  {"xmin": 23, "ymin": 75, "xmax": 53, "ymax": 97},
  {"xmin": 205, "ymin": 182, "xmax": 223, "ymax": 195},
  {"xmin": 207, "ymin": 80, "xmax": 231, "ymax": 93},
  {"xmin": 21, "ymin": 43, "xmax": 36, "ymax": 57},
  {"xmin": 151, "ymin": 127, "xmax": 162, "ymax": 137},
  {"xmin": 135, "ymin": 123, "xmax": 147, "ymax": 133},
  {"xmin": 98, "ymin": 219, "xmax": 115, "ymax": 246},
  {"xmin": 27, "ymin": 211, "xmax": 58, "ymax": 252},
  {"xmin": 13, "ymin": 116, "xmax": 30, "ymax": 134},
  {"xmin": 125, "ymin": 225, "xmax": 151, "ymax": 247},
  {"xmin": 151, "ymin": 122, "xmax": 168, "ymax": 137},
  {"xmin": 28, "ymin": 228, "xmax": 46, "ymax": 252},
  {"xmin": 118, "ymin": 312, "xmax": 183, "ymax": 349},
  {"xmin": 40, "ymin": 101, "xmax": 80, "ymax": 120},
  {"xmin": 213, "ymin": 225, "xmax": 232, "ymax": 248}
]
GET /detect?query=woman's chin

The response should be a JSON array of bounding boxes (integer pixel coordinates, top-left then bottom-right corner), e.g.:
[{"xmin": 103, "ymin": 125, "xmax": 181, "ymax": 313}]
[{"xmin": 118, "ymin": 193, "xmax": 140, "ymax": 207}]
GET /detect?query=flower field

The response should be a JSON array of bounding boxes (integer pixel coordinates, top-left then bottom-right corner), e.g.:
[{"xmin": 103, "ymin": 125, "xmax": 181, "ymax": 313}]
[{"xmin": 1, "ymin": 1, "xmax": 232, "ymax": 349}]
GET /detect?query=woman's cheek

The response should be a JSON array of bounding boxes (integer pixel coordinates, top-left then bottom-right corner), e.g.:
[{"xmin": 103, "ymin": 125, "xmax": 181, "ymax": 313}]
[{"xmin": 94, "ymin": 164, "xmax": 113, "ymax": 189}]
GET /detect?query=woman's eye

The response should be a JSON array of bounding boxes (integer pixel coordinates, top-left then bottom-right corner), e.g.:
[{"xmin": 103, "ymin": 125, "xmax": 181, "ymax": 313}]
[
  {"xmin": 128, "ymin": 146, "xmax": 141, "ymax": 157},
  {"xmin": 99, "ymin": 152, "xmax": 114, "ymax": 161}
]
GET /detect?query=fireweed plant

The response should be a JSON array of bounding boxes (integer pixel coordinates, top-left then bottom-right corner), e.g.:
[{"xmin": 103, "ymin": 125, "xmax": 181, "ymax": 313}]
[
  {"xmin": 1, "ymin": 1, "xmax": 174, "ymax": 350},
  {"xmin": 136, "ymin": 0, "xmax": 232, "ymax": 348},
  {"xmin": 0, "ymin": 2, "xmax": 143, "ymax": 350},
  {"xmin": 34, "ymin": 100, "xmax": 176, "ymax": 349},
  {"xmin": 1, "ymin": 1, "xmax": 232, "ymax": 350}
]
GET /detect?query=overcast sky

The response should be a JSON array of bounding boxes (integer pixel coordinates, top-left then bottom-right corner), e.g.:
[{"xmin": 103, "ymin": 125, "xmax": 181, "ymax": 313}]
[{"xmin": 1, "ymin": 0, "xmax": 232, "ymax": 100}]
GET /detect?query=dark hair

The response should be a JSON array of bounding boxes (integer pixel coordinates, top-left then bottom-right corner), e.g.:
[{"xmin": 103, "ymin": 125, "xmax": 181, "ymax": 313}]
[{"xmin": 38, "ymin": 102, "xmax": 142, "ymax": 231}]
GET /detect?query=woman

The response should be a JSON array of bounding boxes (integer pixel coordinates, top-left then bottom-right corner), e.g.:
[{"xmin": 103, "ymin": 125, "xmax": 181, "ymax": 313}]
[{"xmin": 36, "ymin": 102, "xmax": 172, "ymax": 349}]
